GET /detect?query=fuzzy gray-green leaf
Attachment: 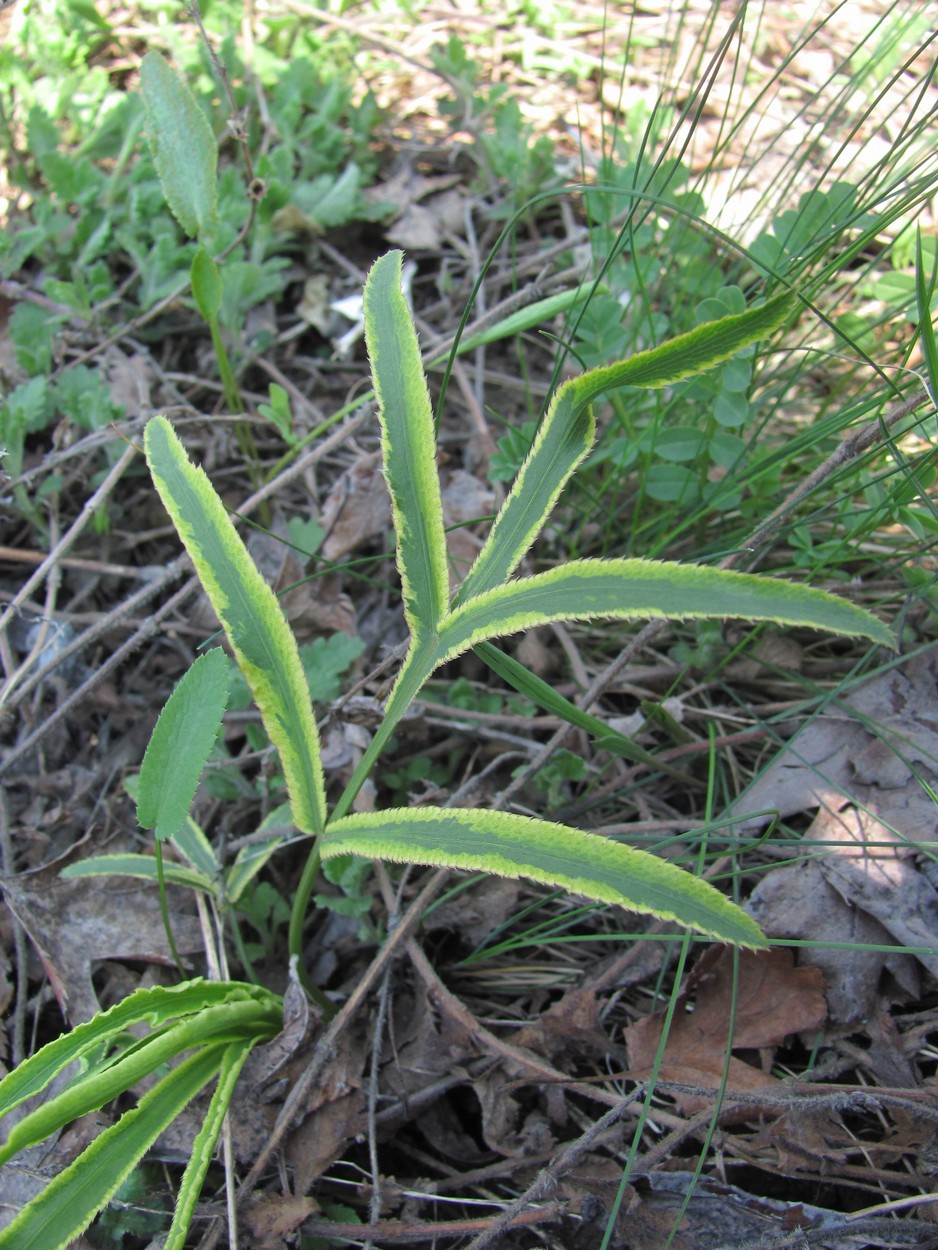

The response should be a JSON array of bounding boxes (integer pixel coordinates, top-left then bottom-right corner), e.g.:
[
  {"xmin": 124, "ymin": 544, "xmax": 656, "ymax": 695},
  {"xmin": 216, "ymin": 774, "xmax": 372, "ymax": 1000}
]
[{"xmin": 140, "ymin": 51, "xmax": 218, "ymax": 242}]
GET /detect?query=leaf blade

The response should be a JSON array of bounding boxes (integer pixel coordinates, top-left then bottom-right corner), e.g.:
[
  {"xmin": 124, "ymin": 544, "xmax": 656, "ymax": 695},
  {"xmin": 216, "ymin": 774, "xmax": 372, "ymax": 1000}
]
[
  {"xmin": 456, "ymin": 291, "xmax": 796, "ymax": 601},
  {"xmin": 322, "ymin": 807, "xmax": 766, "ymax": 947},
  {"xmin": 0, "ymin": 1045, "xmax": 226, "ymax": 1250},
  {"xmin": 438, "ymin": 558, "xmax": 893, "ymax": 664},
  {"xmin": 454, "ymin": 383, "xmax": 595, "ymax": 605},
  {"xmin": 0, "ymin": 979, "xmax": 266, "ymax": 1120},
  {"xmin": 139, "ymin": 50, "xmax": 218, "ymax": 242},
  {"xmin": 364, "ymin": 251, "xmax": 449, "ymax": 638},
  {"xmin": 136, "ymin": 647, "xmax": 229, "ymax": 842},
  {"xmin": 145, "ymin": 416, "xmax": 326, "ymax": 836}
]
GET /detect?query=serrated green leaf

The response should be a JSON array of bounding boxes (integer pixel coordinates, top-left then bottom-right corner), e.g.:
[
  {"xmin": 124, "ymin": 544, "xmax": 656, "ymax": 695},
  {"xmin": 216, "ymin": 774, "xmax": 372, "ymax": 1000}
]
[
  {"xmin": 437, "ymin": 558, "xmax": 893, "ymax": 664},
  {"xmin": 165, "ymin": 1043, "xmax": 254, "ymax": 1250},
  {"xmin": 0, "ymin": 1045, "xmax": 227, "ymax": 1250},
  {"xmin": 321, "ymin": 807, "xmax": 766, "ymax": 948},
  {"xmin": 140, "ymin": 50, "xmax": 218, "ymax": 242},
  {"xmin": 144, "ymin": 417, "xmax": 326, "ymax": 837},
  {"xmin": 0, "ymin": 999, "xmax": 280, "ymax": 1165},
  {"xmin": 137, "ymin": 647, "xmax": 229, "ymax": 842},
  {"xmin": 364, "ymin": 251, "xmax": 449, "ymax": 639}
]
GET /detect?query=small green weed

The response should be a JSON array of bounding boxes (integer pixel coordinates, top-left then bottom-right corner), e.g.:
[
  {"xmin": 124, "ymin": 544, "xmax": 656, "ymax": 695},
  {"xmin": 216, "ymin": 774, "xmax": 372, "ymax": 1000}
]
[{"xmin": 0, "ymin": 244, "xmax": 893, "ymax": 1245}]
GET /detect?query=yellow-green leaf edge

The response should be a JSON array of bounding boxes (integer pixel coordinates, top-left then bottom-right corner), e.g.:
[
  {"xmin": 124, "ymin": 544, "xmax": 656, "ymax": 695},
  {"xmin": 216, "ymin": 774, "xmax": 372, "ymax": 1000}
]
[
  {"xmin": 144, "ymin": 416, "xmax": 326, "ymax": 836},
  {"xmin": 364, "ymin": 251, "xmax": 449, "ymax": 639},
  {"xmin": 322, "ymin": 807, "xmax": 767, "ymax": 948},
  {"xmin": 436, "ymin": 557, "xmax": 894, "ymax": 664}
]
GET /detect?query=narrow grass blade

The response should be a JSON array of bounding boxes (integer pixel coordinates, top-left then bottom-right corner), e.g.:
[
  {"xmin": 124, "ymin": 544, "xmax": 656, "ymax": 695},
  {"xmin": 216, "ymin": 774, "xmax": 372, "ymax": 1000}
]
[
  {"xmin": 137, "ymin": 647, "xmax": 229, "ymax": 842},
  {"xmin": 321, "ymin": 807, "xmax": 766, "ymax": 948},
  {"xmin": 457, "ymin": 291, "xmax": 796, "ymax": 602},
  {"xmin": 364, "ymin": 250, "xmax": 449, "ymax": 638},
  {"xmin": 915, "ymin": 227, "xmax": 938, "ymax": 406},
  {"xmin": 437, "ymin": 558, "xmax": 893, "ymax": 665},
  {"xmin": 0, "ymin": 1045, "xmax": 226, "ymax": 1250},
  {"xmin": 145, "ymin": 417, "xmax": 326, "ymax": 836},
  {"xmin": 473, "ymin": 641, "xmax": 688, "ymax": 779},
  {"xmin": 165, "ymin": 1041, "xmax": 254, "ymax": 1250},
  {"xmin": 448, "ymin": 285, "xmax": 603, "ymax": 355},
  {"xmin": 140, "ymin": 51, "xmax": 218, "ymax": 243},
  {"xmin": 0, "ymin": 980, "xmax": 267, "ymax": 1118}
]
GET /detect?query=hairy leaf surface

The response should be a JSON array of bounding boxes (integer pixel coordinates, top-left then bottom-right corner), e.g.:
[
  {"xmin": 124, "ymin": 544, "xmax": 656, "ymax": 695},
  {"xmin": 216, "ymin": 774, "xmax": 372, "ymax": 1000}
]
[
  {"xmin": 140, "ymin": 51, "xmax": 218, "ymax": 242},
  {"xmin": 438, "ymin": 558, "xmax": 893, "ymax": 664},
  {"xmin": 145, "ymin": 417, "xmax": 326, "ymax": 836},
  {"xmin": 364, "ymin": 250, "xmax": 449, "ymax": 637},
  {"xmin": 456, "ymin": 291, "xmax": 796, "ymax": 602},
  {"xmin": 322, "ymin": 807, "xmax": 766, "ymax": 947}
]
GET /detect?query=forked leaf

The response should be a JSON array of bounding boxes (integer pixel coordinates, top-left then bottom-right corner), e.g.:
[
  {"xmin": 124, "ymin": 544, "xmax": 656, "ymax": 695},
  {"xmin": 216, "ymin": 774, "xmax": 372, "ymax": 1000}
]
[
  {"xmin": 0, "ymin": 1045, "xmax": 227, "ymax": 1250},
  {"xmin": 145, "ymin": 417, "xmax": 326, "ymax": 836},
  {"xmin": 321, "ymin": 807, "xmax": 766, "ymax": 947},
  {"xmin": 437, "ymin": 558, "xmax": 893, "ymax": 665},
  {"xmin": 456, "ymin": 290, "xmax": 796, "ymax": 602},
  {"xmin": 140, "ymin": 50, "xmax": 218, "ymax": 242},
  {"xmin": 137, "ymin": 646, "xmax": 228, "ymax": 842},
  {"xmin": 364, "ymin": 251, "xmax": 449, "ymax": 638}
]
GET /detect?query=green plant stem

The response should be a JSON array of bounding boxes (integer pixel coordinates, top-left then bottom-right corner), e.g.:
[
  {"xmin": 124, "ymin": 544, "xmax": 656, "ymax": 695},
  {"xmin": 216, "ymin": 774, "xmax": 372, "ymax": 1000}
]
[
  {"xmin": 286, "ymin": 845, "xmax": 337, "ymax": 1018},
  {"xmin": 288, "ymin": 643, "xmax": 439, "ymax": 993},
  {"xmin": 154, "ymin": 840, "xmax": 184, "ymax": 977},
  {"xmin": 207, "ymin": 314, "xmax": 244, "ymax": 415}
]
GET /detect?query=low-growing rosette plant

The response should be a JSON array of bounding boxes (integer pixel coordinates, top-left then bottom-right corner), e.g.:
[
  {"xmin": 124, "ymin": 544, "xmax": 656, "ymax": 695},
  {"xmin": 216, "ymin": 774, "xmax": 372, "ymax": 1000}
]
[{"xmin": 0, "ymin": 250, "xmax": 893, "ymax": 1248}]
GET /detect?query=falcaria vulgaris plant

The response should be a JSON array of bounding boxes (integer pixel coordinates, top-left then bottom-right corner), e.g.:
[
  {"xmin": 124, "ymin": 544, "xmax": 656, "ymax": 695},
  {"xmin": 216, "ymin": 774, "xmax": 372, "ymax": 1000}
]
[{"xmin": 0, "ymin": 251, "xmax": 893, "ymax": 1248}]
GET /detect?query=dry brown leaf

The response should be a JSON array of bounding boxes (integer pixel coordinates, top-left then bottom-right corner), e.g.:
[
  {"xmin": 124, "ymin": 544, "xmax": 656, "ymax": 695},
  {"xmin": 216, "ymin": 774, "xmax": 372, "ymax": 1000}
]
[
  {"xmin": 286, "ymin": 1030, "xmax": 367, "ymax": 1192},
  {"xmin": 319, "ymin": 457, "xmax": 494, "ymax": 594},
  {"xmin": 387, "ymin": 189, "xmax": 467, "ymax": 251},
  {"xmin": 1, "ymin": 856, "xmax": 203, "ymax": 1024},
  {"xmin": 320, "ymin": 452, "xmax": 391, "ymax": 563},
  {"xmin": 242, "ymin": 1193, "xmax": 319, "ymax": 1249},
  {"xmin": 625, "ymin": 949, "xmax": 826, "ymax": 1112},
  {"xmin": 423, "ymin": 876, "xmax": 520, "ymax": 945},
  {"xmin": 748, "ymin": 860, "xmax": 919, "ymax": 1024},
  {"xmin": 248, "ymin": 517, "xmax": 358, "ymax": 639},
  {"xmin": 732, "ymin": 648, "xmax": 938, "ymax": 837},
  {"xmin": 515, "ymin": 986, "xmax": 605, "ymax": 1061},
  {"xmin": 813, "ymin": 806, "xmax": 938, "ymax": 980}
]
